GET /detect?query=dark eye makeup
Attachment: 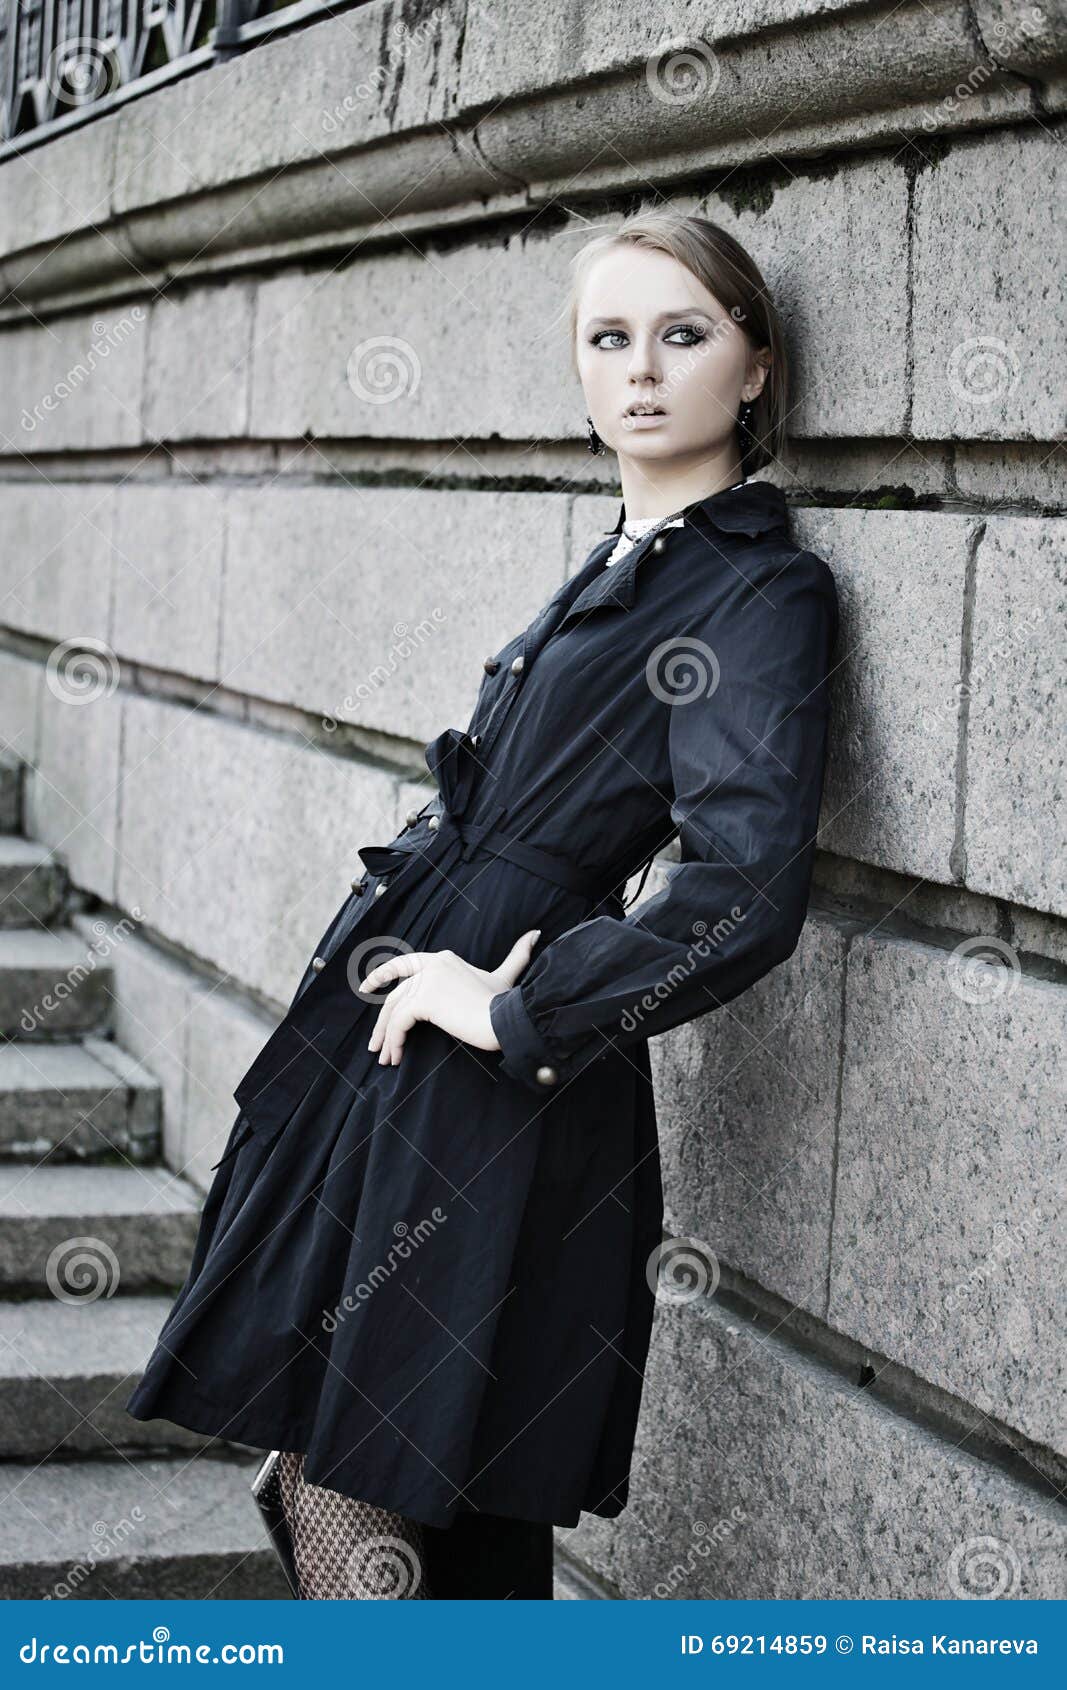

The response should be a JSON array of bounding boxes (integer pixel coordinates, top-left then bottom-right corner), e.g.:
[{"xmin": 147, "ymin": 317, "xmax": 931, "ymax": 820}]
[{"xmin": 588, "ymin": 323, "xmax": 708, "ymax": 349}]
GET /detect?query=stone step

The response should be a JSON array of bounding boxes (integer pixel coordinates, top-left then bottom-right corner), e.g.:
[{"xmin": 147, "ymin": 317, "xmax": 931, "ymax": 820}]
[
  {"xmin": 0, "ymin": 1295, "xmax": 213, "ymax": 1458},
  {"xmin": 0, "ymin": 1038, "xmax": 162, "ymax": 1162},
  {"xmin": 0, "ymin": 929, "xmax": 113, "ymax": 1039},
  {"xmin": 0, "ymin": 837, "xmax": 65, "ymax": 928},
  {"xmin": 0, "ymin": 755, "xmax": 21, "ymax": 836},
  {"xmin": 0, "ymin": 1453, "xmax": 292, "ymax": 1598},
  {"xmin": 0, "ymin": 1163, "xmax": 201, "ymax": 1293}
]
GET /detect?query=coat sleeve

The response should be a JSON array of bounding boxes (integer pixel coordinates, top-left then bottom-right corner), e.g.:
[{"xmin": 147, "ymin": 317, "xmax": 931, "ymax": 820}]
[{"xmin": 487, "ymin": 546, "xmax": 839, "ymax": 1093}]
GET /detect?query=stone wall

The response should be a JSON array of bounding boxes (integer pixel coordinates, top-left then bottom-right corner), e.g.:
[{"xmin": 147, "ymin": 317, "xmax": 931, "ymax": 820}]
[{"xmin": 1, "ymin": 0, "xmax": 1064, "ymax": 1599}]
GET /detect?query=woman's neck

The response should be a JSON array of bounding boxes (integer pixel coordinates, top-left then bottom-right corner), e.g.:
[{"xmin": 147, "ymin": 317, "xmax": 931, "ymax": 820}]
[{"xmin": 617, "ymin": 459, "xmax": 746, "ymax": 523}]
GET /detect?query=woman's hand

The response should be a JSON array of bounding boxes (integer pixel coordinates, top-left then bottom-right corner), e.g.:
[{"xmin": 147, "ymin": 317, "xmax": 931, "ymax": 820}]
[{"xmin": 361, "ymin": 929, "xmax": 542, "ymax": 1066}]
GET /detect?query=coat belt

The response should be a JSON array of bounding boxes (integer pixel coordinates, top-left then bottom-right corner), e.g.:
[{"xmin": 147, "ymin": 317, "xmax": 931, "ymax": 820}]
[
  {"xmin": 232, "ymin": 808, "xmax": 618, "ymax": 1140},
  {"xmin": 360, "ymin": 811, "xmax": 608, "ymax": 902}
]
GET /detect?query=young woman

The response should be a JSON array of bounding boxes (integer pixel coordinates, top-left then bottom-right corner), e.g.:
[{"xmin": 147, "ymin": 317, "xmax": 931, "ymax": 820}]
[{"xmin": 126, "ymin": 210, "xmax": 838, "ymax": 1601}]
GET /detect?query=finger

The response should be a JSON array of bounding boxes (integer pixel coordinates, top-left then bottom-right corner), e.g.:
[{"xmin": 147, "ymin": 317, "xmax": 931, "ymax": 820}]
[
  {"xmin": 367, "ymin": 992, "xmax": 394, "ymax": 1053},
  {"xmin": 361, "ymin": 951, "xmax": 429, "ymax": 994},
  {"xmin": 381, "ymin": 999, "xmax": 414, "ymax": 1065},
  {"xmin": 494, "ymin": 928, "xmax": 542, "ymax": 986}
]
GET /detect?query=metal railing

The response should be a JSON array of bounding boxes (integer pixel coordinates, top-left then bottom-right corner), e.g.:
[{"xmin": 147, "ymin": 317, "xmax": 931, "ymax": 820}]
[{"xmin": 0, "ymin": 0, "xmax": 362, "ymax": 158}]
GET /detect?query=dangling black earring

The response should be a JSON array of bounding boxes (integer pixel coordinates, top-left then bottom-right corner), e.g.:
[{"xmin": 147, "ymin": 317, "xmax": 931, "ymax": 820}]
[
  {"xmin": 586, "ymin": 416, "xmax": 605, "ymax": 456},
  {"xmin": 738, "ymin": 399, "xmax": 754, "ymax": 433}
]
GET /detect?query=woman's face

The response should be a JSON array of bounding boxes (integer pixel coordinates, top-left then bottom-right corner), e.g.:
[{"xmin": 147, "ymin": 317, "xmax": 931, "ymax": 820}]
[{"xmin": 574, "ymin": 244, "xmax": 766, "ymax": 466}]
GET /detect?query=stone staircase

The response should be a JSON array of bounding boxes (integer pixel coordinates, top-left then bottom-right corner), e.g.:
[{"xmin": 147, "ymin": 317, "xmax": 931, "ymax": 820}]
[{"xmin": 0, "ymin": 750, "xmax": 290, "ymax": 1599}]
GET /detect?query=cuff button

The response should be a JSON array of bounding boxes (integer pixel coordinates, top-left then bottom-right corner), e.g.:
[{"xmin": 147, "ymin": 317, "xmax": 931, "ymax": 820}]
[
  {"xmin": 535, "ymin": 1064, "xmax": 558, "ymax": 1086},
  {"xmin": 311, "ymin": 956, "xmax": 326, "ymax": 971}
]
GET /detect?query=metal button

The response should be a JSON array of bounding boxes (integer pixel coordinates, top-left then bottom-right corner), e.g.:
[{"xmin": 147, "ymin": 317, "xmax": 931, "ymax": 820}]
[
  {"xmin": 374, "ymin": 881, "xmax": 388, "ymax": 897},
  {"xmin": 311, "ymin": 955, "xmax": 326, "ymax": 971},
  {"xmin": 427, "ymin": 815, "xmax": 440, "ymax": 831},
  {"xmin": 351, "ymin": 876, "xmax": 367, "ymax": 893},
  {"xmin": 405, "ymin": 808, "xmax": 419, "ymax": 826},
  {"xmin": 535, "ymin": 1064, "xmax": 558, "ymax": 1086},
  {"xmin": 510, "ymin": 655, "xmax": 524, "ymax": 676},
  {"xmin": 469, "ymin": 732, "xmax": 480, "ymax": 747},
  {"xmin": 652, "ymin": 535, "xmax": 667, "ymax": 552},
  {"xmin": 483, "ymin": 656, "xmax": 500, "ymax": 674}
]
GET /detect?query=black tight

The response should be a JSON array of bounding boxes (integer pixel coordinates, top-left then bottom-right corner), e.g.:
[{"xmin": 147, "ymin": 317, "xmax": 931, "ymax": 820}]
[{"xmin": 275, "ymin": 1451, "xmax": 554, "ymax": 1599}]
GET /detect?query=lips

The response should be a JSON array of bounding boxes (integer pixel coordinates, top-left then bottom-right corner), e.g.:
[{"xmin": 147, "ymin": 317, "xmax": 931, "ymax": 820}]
[{"xmin": 624, "ymin": 404, "xmax": 667, "ymax": 418}]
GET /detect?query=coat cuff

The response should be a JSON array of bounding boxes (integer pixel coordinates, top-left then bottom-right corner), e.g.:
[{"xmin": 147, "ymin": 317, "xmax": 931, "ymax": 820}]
[{"xmin": 489, "ymin": 984, "xmax": 567, "ymax": 1094}]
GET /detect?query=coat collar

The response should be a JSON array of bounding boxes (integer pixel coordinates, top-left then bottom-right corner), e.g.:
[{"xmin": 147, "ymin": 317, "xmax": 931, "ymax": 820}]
[
  {"xmin": 603, "ymin": 477, "xmax": 789, "ymax": 541},
  {"xmin": 542, "ymin": 478, "xmax": 790, "ymax": 637}
]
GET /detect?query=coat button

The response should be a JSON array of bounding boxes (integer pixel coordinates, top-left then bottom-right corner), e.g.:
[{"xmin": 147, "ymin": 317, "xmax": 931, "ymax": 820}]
[
  {"xmin": 652, "ymin": 535, "xmax": 667, "ymax": 552},
  {"xmin": 469, "ymin": 732, "xmax": 480, "ymax": 747},
  {"xmin": 483, "ymin": 656, "xmax": 500, "ymax": 674},
  {"xmin": 510, "ymin": 655, "xmax": 524, "ymax": 676},
  {"xmin": 311, "ymin": 955, "xmax": 326, "ymax": 971},
  {"xmin": 405, "ymin": 808, "xmax": 419, "ymax": 826},
  {"xmin": 374, "ymin": 881, "xmax": 388, "ymax": 897},
  {"xmin": 427, "ymin": 815, "xmax": 440, "ymax": 831},
  {"xmin": 535, "ymin": 1064, "xmax": 558, "ymax": 1086},
  {"xmin": 351, "ymin": 876, "xmax": 367, "ymax": 893}
]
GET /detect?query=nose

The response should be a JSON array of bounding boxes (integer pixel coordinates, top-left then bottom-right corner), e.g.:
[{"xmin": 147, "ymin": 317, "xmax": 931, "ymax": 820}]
[{"xmin": 626, "ymin": 329, "xmax": 661, "ymax": 386}]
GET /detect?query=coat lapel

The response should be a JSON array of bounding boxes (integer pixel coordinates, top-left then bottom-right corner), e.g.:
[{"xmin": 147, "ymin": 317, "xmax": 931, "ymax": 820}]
[{"xmin": 551, "ymin": 478, "xmax": 790, "ymax": 637}]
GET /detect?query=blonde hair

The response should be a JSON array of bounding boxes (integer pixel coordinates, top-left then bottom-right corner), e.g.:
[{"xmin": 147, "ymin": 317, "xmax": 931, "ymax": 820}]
[{"xmin": 563, "ymin": 209, "xmax": 788, "ymax": 476}]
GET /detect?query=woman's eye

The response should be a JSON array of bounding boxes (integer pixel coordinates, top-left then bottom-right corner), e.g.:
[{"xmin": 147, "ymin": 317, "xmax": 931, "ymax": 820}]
[{"xmin": 590, "ymin": 325, "xmax": 707, "ymax": 348}]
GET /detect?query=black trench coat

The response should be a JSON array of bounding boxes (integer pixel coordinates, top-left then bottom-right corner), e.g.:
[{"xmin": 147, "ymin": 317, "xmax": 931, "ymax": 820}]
[{"xmin": 126, "ymin": 478, "xmax": 838, "ymax": 1530}]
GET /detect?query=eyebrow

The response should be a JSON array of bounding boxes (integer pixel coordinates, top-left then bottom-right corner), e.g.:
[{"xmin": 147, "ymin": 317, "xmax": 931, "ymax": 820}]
[{"xmin": 584, "ymin": 308, "xmax": 713, "ymax": 328}]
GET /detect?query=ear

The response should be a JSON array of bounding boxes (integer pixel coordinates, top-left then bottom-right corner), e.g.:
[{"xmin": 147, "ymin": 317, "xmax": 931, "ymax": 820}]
[{"xmin": 743, "ymin": 347, "xmax": 772, "ymax": 404}]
